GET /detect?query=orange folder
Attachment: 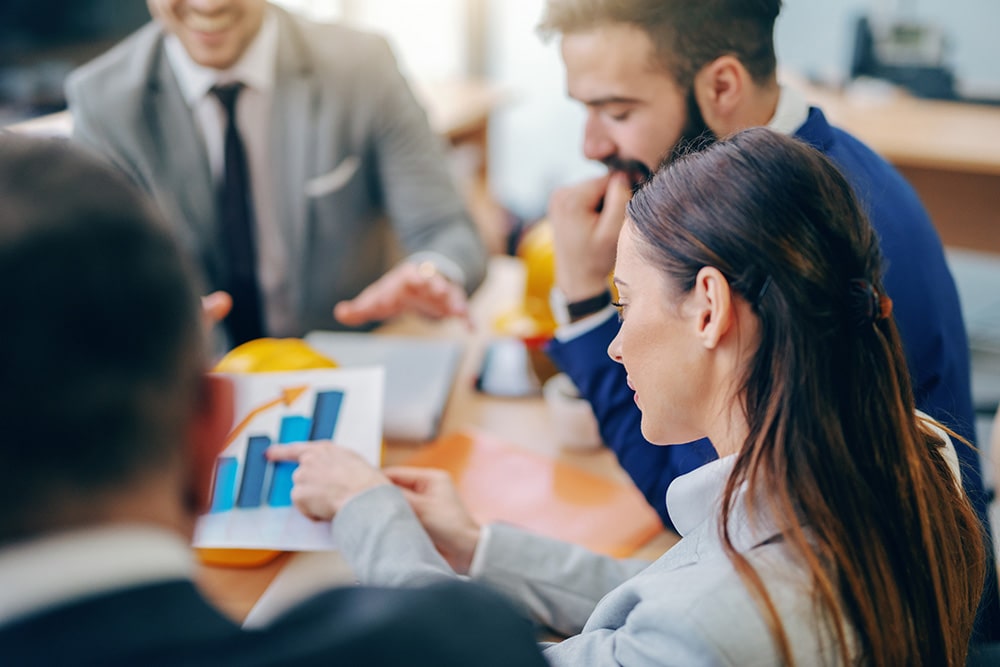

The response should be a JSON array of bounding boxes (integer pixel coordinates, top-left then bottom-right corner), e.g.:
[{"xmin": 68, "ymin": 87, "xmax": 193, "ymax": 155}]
[{"xmin": 402, "ymin": 431, "xmax": 663, "ymax": 558}]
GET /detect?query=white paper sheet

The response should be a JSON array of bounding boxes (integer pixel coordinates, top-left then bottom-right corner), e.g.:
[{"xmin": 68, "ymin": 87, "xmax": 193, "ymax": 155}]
[{"xmin": 193, "ymin": 367, "xmax": 384, "ymax": 551}]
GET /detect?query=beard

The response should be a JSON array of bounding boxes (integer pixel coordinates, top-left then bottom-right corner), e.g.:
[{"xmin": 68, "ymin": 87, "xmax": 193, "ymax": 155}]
[
  {"xmin": 659, "ymin": 87, "xmax": 717, "ymax": 169},
  {"xmin": 602, "ymin": 88, "xmax": 717, "ymax": 189},
  {"xmin": 601, "ymin": 154, "xmax": 654, "ymax": 191}
]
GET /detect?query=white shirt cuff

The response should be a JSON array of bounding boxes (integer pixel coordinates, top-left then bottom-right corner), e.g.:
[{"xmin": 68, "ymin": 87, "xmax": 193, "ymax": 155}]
[{"xmin": 554, "ymin": 306, "xmax": 617, "ymax": 342}]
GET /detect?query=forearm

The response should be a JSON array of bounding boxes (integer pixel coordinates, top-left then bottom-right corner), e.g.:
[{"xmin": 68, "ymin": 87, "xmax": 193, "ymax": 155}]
[
  {"xmin": 332, "ymin": 484, "xmax": 458, "ymax": 587},
  {"xmin": 470, "ymin": 523, "xmax": 648, "ymax": 636}
]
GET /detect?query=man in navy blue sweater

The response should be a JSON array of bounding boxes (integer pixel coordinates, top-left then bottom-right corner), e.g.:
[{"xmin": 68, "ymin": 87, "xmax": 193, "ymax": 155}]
[{"xmin": 537, "ymin": 0, "xmax": 997, "ymax": 640}]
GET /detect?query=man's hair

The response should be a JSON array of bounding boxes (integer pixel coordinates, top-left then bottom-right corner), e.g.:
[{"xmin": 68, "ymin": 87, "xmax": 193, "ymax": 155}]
[
  {"xmin": 0, "ymin": 135, "xmax": 206, "ymax": 539},
  {"xmin": 539, "ymin": 0, "xmax": 781, "ymax": 89},
  {"xmin": 627, "ymin": 128, "xmax": 984, "ymax": 666}
]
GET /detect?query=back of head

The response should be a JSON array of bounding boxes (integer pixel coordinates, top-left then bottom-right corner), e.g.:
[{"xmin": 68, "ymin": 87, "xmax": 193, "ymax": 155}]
[
  {"xmin": 0, "ymin": 135, "xmax": 204, "ymax": 542},
  {"xmin": 539, "ymin": 0, "xmax": 782, "ymax": 88},
  {"xmin": 627, "ymin": 128, "xmax": 984, "ymax": 666}
]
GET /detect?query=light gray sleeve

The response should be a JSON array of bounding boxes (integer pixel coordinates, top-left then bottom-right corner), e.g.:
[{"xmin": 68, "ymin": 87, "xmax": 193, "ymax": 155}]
[
  {"xmin": 364, "ymin": 38, "xmax": 487, "ymax": 294},
  {"xmin": 332, "ymin": 484, "xmax": 459, "ymax": 588},
  {"xmin": 540, "ymin": 603, "xmax": 734, "ymax": 667},
  {"xmin": 472, "ymin": 523, "xmax": 649, "ymax": 636}
]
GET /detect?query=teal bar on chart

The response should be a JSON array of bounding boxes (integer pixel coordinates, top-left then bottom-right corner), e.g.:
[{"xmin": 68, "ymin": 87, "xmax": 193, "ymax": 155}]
[
  {"xmin": 268, "ymin": 415, "xmax": 312, "ymax": 507},
  {"xmin": 210, "ymin": 457, "xmax": 238, "ymax": 513}
]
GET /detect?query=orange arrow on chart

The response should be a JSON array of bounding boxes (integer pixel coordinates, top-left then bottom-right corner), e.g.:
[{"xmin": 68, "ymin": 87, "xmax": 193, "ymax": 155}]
[{"xmin": 224, "ymin": 385, "xmax": 309, "ymax": 447}]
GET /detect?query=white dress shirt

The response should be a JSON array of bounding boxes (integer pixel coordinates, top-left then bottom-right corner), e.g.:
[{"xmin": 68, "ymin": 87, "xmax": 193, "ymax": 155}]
[
  {"xmin": 164, "ymin": 9, "xmax": 294, "ymax": 335},
  {"xmin": 163, "ymin": 12, "xmax": 464, "ymax": 335}
]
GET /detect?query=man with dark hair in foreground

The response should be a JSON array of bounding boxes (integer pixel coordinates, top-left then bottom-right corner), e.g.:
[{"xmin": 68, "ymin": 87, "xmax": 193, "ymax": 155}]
[{"xmin": 0, "ymin": 135, "xmax": 546, "ymax": 667}]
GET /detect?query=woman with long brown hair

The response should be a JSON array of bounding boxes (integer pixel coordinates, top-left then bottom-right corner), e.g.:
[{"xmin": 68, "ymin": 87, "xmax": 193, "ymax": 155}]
[{"xmin": 271, "ymin": 127, "xmax": 986, "ymax": 666}]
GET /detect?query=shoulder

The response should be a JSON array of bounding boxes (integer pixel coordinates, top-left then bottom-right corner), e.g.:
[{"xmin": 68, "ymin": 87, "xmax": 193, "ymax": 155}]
[
  {"xmin": 804, "ymin": 109, "xmax": 927, "ymax": 221},
  {"xmin": 621, "ymin": 541, "xmax": 843, "ymax": 665},
  {"xmin": 278, "ymin": 10, "xmax": 397, "ymax": 76},
  {"xmin": 248, "ymin": 581, "xmax": 546, "ymax": 667},
  {"xmin": 66, "ymin": 22, "xmax": 162, "ymax": 108}
]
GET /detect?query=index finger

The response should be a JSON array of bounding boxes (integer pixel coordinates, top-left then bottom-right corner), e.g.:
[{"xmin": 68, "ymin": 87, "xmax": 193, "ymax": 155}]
[
  {"xmin": 384, "ymin": 466, "xmax": 450, "ymax": 489},
  {"xmin": 202, "ymin": 291, "xmax": 232, "ymax": 325},
  {"xmin": 595, "ymin": 173, "xmax": 632, "ymax": 238},
  {"xmin": 265, "ymin": 442, "xmax": 314, "ymax": 462}
]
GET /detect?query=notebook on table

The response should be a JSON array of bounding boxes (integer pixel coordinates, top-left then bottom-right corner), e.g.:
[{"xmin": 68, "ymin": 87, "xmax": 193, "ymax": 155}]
[{"xmin": 304, "ymin": 331, "xmax": 464, "ymax": 442}]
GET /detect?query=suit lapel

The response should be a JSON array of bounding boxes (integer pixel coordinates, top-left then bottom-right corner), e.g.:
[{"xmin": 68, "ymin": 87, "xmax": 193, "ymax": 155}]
[
  {"xmin": 270, "ymin": 9, "xmax": 319, "ymax": 318},
  {"xmin": 144, "ymin": 40, "xmax": 222, "ymax": 286}
]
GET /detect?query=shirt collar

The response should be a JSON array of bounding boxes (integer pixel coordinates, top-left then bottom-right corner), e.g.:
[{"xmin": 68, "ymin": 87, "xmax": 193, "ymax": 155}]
[
  {"xmin": 666, "ymin": 454, "xmax": 788, "ymax": 553},
  {"xmin": 164, "ymin": 8, "xmax": 278, "ymax": 106},
  {"xmin": 0, "ymin": 525, "xmax": 193, "ymax": 626},
  {"xmin": 666, "ymin": 454, "xmax": 737, "ymax": 536},
  {"xmin": 767, "ymin": 85, "xmax": 811, "ymax": 136}
]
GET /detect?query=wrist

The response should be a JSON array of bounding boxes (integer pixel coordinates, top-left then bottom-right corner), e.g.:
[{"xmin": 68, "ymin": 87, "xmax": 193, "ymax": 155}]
[
  {"xmin": 452, "ymin": 524, "xmax": 482, "ymax": 575},
  {"xmin": 550, "ymin": 288, "xmax": 613, "ymax": 327}
]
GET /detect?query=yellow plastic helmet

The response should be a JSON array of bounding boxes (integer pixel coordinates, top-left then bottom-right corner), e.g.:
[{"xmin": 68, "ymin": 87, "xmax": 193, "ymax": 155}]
[{"xmin": 493, "ymin": 219, "xmax": 558, "ymax": 339}]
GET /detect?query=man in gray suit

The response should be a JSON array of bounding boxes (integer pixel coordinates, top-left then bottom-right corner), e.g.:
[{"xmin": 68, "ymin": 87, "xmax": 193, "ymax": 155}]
[{"xmin": 66, "ymin": 0, "xmax": 486, "ymax": 344}]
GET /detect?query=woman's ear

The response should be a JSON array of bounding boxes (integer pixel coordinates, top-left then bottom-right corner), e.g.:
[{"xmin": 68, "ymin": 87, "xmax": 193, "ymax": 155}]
[
  {"xmin": 692, "ymin": 55, "xmax": 750, "ymax": 137},
  {"xmin": 692, "ymin": 266, "xmax": 734, "ymax": 349},
  {"xmin": 184, "ymin": 374, "xmax": 234, "ymax": 514}
]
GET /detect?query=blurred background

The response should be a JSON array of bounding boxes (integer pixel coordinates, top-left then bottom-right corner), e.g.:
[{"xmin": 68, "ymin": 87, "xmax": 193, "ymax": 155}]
[
  {"xmin": 3, "ymin": 0, "xmax": 998, "ymax": 217},
  {"xmin": 3, "ymin": 0, "xmax": 999, "ymax": 517}
]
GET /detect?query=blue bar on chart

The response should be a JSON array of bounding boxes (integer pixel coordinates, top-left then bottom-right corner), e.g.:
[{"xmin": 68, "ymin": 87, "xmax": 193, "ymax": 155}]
[
  {"xmin": 210, "ymin": 457, "xmax": 238, "ymax": 513},
  {"xmin": 236, "ymin": 435, "xmax": 272, "ymax": 508},
  {"xmin": 309, "ymin": 390, "xmax": 344, "ymax": 440},
  {"xmin": 268, "ymin": 415, "xmax": 312, "ymax": 507}
]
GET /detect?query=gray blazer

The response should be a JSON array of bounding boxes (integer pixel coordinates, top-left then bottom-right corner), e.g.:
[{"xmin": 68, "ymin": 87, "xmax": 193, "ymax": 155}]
[
  {"xmin": 333, "ymin": 485, "xmax": 849, "ymax": 666},
  {"xmin": 65, "ymin": 7, "xmax": 486, "ymax": 336}
]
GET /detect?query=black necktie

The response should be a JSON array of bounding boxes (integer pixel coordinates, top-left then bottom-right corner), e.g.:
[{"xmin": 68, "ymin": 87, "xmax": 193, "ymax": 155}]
[{"xmin": 212, "ymin": 82, "xmax": 265, "ymax": 345}]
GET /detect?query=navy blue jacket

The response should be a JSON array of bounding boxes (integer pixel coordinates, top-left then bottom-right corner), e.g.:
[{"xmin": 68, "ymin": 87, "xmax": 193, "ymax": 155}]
[{"xmin": 548, "ymin": 108, "xmax": 985, "ymax": 530}]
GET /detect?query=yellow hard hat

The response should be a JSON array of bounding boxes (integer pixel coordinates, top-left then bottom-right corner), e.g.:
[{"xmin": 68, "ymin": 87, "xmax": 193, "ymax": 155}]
[{"xmin": 494, "ymin": 219, "xmax": 558, "ymax": 339}]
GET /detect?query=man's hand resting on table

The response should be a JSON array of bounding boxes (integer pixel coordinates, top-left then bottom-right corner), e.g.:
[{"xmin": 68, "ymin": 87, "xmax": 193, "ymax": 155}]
[
  {"xmin": 333, "ymin": 261, "xmax": 470, "ymax": 327},
  {"xmin": 265, "ymin": 444, "xmax": 481, "ymax": 574}
]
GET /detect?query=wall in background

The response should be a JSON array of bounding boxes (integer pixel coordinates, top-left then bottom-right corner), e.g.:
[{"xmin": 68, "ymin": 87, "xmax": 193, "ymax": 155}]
[{"xmin": 777, "ymin": 0, "xmax": 1000, "ymax": 96}]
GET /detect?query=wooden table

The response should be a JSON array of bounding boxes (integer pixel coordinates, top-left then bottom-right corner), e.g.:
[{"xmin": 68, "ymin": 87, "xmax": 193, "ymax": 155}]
[
  {"xmin": 789, "ymin": 76, "xmax": 1000, "ymax": 253},
  {"xmin": 196, "ymin": 256, "xmax": 680, "ymax": 623}
]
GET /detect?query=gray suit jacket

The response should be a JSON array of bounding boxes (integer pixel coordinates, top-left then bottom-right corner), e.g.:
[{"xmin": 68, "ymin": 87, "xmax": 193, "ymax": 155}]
[
  {"xmin": 333, "ymin": 484, "xmax": 851, "ymax": 666},
  {"xmin": 65, "ymin": 7, "xmax": 486, "ymax": 336}
]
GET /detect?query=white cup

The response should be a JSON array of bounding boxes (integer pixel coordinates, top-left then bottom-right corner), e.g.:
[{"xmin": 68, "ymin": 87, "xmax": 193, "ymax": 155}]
[{"xmin": 543, "ymin": 373, "xmax": 603, "ymax": 451}]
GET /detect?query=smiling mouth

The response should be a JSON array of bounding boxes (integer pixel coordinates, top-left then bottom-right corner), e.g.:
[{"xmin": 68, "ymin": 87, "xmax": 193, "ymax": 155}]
[{"xmin": 184, "ymin": 12, "xmax": 237, "ymax": 34}]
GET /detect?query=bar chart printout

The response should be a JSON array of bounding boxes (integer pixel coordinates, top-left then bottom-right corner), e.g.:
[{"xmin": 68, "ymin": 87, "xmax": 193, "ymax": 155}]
[{"xmin": 195, "ymin": 368, "xmax": 383, "ymax": 551}]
